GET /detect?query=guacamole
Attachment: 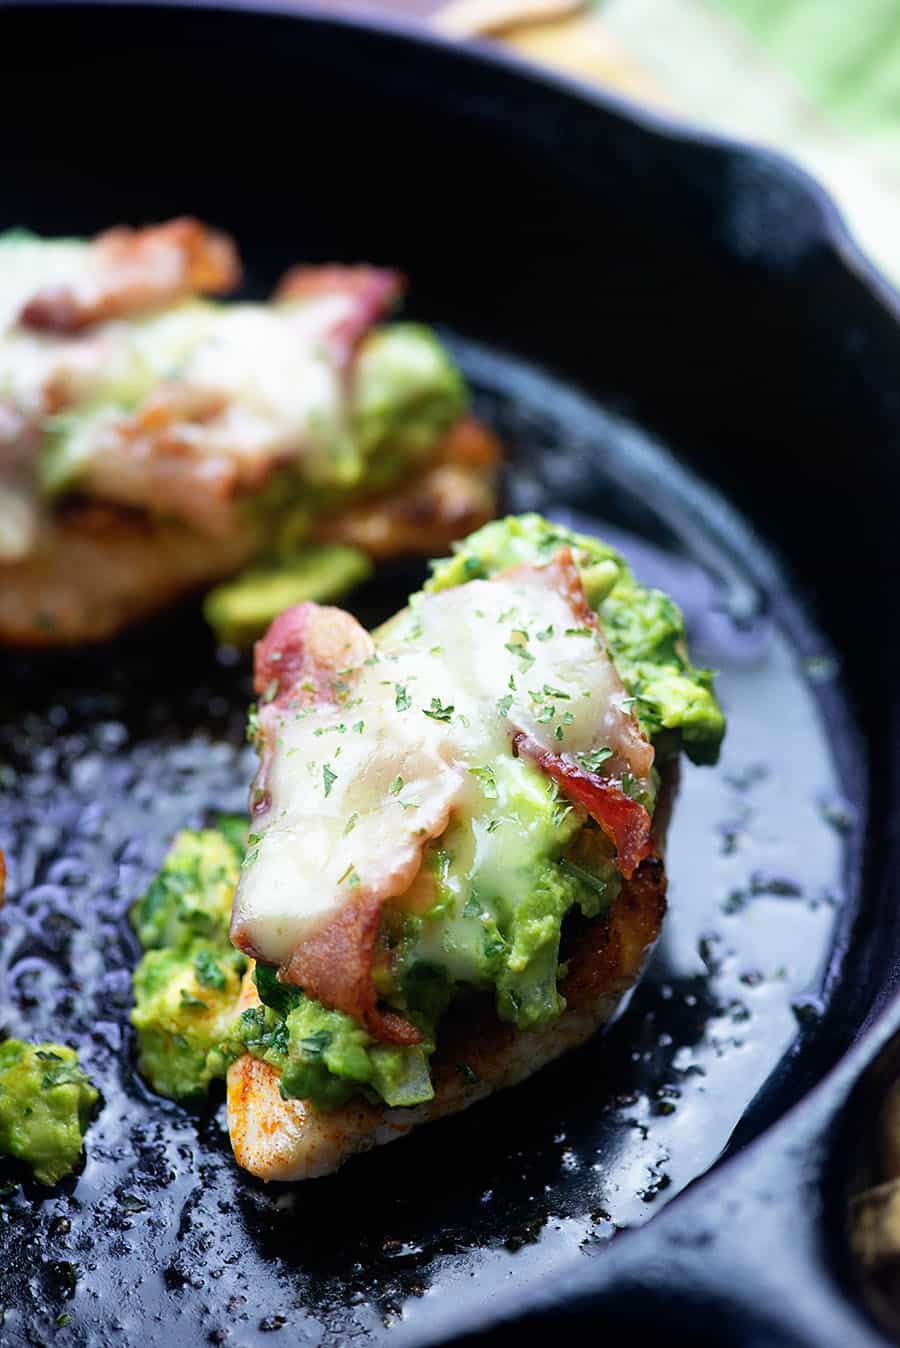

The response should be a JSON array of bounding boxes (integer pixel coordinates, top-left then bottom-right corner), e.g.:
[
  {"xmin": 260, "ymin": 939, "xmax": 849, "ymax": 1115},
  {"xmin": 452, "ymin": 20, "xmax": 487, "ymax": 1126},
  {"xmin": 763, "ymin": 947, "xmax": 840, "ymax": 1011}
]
[
  {"xmin": 130, "ymin": 515, "xmax": 725, "ymax": 1113},
  {"xmin": 0, "ymin": 1040, "xmax": 99, "ymax": 1185},
  {"xmin": 203, "ymin": 545, "xmax": 373, "ymax": 649},
  {"xmin": 237, "ymin": 966, "xmax": 436, "ymax": 1110},
  {"xmin": 131, "ymin": 941, "xmax": 248, "ymax": 1100},
  {"xmin": 130, "ymin": 823, "xmax": 244, "ymax": 950},
  {"xmin": 129, "ymin": 818, "xmax": 249, "ymax": 1100}
]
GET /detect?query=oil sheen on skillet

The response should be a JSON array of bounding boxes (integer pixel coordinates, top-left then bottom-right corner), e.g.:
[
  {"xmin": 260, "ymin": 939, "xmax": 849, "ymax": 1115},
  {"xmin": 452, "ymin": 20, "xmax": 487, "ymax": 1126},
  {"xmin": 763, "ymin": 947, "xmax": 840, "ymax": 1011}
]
[{"xmin": 0, "ymin": 341, "xmax": 862, "ymax": 1347}]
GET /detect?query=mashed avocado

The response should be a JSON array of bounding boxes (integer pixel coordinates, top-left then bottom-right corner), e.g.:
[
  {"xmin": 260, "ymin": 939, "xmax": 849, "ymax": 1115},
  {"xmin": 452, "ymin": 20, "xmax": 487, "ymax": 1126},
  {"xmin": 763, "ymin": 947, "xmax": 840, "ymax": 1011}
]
[
  {"xmin": 0, "ymin": 1040, "xmax": 98, "ymax": 1185},
  {"xmin": 239, "ymin": 966, "xmax": 435, "ymax": 1110},
  {"xmin": 130, "ymin": 824, "xmax": 243, "ymax": 950},
  {"xmin": 130, "ymin": 818, "xmax": 248, "ymax": 1100},
  {"xmin": 352, "ymin": 324, "xmax": 467, "ymax": 486},
  {"xmin": 131, "ymin": 941, "xmax": 247, "ymax": 1099},
  {"xmin": 393, "ymin": 754, "xmax": 619, "ymax": 1031},
  {"xmin": 427, "ymin": 513, "xmax": 726, "ymax": 766},
  {"xmin": 129, "ymin": 515, "xmax": 725, "ymax": 1114}
]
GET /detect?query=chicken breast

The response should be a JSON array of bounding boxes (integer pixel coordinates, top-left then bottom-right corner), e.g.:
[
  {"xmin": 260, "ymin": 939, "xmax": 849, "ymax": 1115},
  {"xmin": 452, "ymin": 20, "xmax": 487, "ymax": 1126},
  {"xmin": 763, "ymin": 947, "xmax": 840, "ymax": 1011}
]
[
  {"xmin": 0, "ymin": 424, "xmax": 498, "ymax": 647},
  {"xmin": 226, "ymin": 836, "xmax": 669, "ymax": 1182}
]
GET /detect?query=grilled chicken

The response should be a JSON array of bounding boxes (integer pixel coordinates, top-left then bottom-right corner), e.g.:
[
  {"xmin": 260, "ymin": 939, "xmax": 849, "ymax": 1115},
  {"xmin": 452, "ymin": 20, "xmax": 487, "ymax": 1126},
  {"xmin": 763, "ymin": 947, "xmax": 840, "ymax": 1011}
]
[{"xmin": 226, "ymin": 849, "xmax": 667, "ymax": 1182}]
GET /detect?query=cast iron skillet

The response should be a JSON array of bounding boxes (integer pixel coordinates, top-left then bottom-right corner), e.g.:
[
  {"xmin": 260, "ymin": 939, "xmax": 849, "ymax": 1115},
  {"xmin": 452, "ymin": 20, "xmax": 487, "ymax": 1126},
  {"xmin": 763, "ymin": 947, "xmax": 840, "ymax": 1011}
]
[{"xmin": 1, "ymin": 5, "xmax": 900, "ymax": 1345}]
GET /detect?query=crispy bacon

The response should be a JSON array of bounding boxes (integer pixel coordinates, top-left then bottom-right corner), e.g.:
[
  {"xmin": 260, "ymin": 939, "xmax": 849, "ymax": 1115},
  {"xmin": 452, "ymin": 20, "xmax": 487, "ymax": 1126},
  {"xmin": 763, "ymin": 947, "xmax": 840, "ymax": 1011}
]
[
  {"xmin": 254, "ymin": 601, "xmax": 373, "ymax": 709},
  {"xmin": 282, "ymin": 896, "xmax": 422, "ymax": 1046},
  {"xmin": 516, "ymin": 730, "xmax": 652, "ymax": 878},
  {"xmin": 249, "ymin": 602, "xmax": 424, "ymax": 1044},
  {"xmin": 508, "ymin": 547, "xmax": 596, "ymax": 627},
  {"xmin": 275, "ymin": 265, "xmax": 404, "ymax": 365},
  {"xmin": 506, "ymin": 549, "xmax": 654, "ymax": 875},
  {"xmin": 250, "ymin": 602, "xmax": 373, "ymax": 818},
  {"xmin": 19, "ymin": 218, "xmax": 240, "ymax": 333}
]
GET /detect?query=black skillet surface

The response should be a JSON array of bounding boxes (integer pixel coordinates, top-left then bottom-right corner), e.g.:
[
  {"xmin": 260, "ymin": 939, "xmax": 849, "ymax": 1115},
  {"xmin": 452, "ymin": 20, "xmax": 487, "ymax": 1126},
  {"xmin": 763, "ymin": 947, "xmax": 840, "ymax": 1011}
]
[{"xmin": 1, "ymin": 5, "xmax": 900, "ymax": 1345}]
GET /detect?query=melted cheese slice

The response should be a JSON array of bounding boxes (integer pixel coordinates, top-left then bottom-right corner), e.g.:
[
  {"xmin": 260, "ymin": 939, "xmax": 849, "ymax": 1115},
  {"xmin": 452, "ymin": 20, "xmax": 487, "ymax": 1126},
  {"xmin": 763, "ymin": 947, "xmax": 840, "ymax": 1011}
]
[
  {"xmin": 0, "ymin": 237, "xmax": 89, "ymax": 336},
  {"xmin": 232, "ymin": 565, "xmax": 646, "ymax": 969},
  {"xmin": 0, "ymin": 291, "xmax": 369, "ymax": 545},
  {"xmin": 144, "ymin": 296, "xmax": 356, "ymax": 478}
]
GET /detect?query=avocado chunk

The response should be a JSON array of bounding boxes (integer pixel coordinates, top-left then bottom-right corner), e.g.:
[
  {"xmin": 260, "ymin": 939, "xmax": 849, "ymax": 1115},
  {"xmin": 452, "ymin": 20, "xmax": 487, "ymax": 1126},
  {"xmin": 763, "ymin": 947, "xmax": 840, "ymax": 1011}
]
[
  {"xmin": 0, "ymin": 1039, "xmax": 99, "ymax": 1185},
  {"xmin": 427, "ymin": 513, "xmax": 726, "ymax": 765},
  {"xmin": 245, "ymin": 965, "xmax": 435, "ymax": 1111},
  {"xmin": 396, "ymin": 755, "xmax": 619, "ymax": 1031},
  {"xmin": 131, "ymin": 941, "xmax": 247, "ymax": 1100},
  {"xmin": 129, "ymin": 822, "xmax": 248, "ymax": 1100},
  {"xmin": 130, "ymin": 823, "xmax": 244, "ymax": 950},
  {"xmin": 203, "ymin": 545, "xmax": 373, "ymax": 648},
  {"xmin": 352, "ymin": 323, "xmax": 468, "ymax": 487}
]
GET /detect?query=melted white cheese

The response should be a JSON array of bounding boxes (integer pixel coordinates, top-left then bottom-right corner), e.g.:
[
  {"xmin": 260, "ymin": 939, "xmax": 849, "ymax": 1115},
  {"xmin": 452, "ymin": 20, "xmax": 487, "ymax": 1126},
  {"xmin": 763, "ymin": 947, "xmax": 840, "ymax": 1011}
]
[
  {"xmin": 233, "ymin": 568, "xmax": 643, "ymax": 970},
  {"xmin": 0, "ymin": 237, "xmax": 90, "ymax": 336},
  {"xmin": 1, "ymin": 295, "xmax": 359, "ymax": 506},
  {"xmin": 156, "ymin": 297, "xmax": 355, "ymax": 479}
]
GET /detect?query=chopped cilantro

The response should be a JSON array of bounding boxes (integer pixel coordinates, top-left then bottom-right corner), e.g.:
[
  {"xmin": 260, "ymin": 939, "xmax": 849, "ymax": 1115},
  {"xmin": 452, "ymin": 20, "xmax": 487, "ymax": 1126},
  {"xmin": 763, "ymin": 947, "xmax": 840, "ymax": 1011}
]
[
  {"xmin": 389, "ymin": 775, "xmax": 404, "ymax": 796},
  {"xmin": 343, "ymin": 812, "xmax": 359, "ymax": 836},
  {"xmin": 579, "ymin": 746, "xmax": 613, "ymax": 773},
  {"xmin": 496, "ymin": 694, "xmax": 513, "ymax": 718},
  {"xmin": 179, "ymin": 988, "xmax": 208, "ymax": 1011},
  {"xmin": 560, "ymin": 858, "xmax": 612, "ymax": 898},
  {"xmin": 469, "ymin": 766, "xmax": 498, "ymax": 798},
  {"xmin": 299, "ymin": 1031, "xmax": 332, "ymax": 1059},
  {"xmin": 423, "ymin": 697, "xmax": 454, "ymax": 723},
  {"xmin": 395, "ymin": 684, "xmax": 411, "ymax": 712},
  {"xmin": 323, "ymin": 764, "xmax": 337, "ymax": 797},
  {"xmin": 194, "ymin": 949, "xmax": 226, "ymax": 991}
]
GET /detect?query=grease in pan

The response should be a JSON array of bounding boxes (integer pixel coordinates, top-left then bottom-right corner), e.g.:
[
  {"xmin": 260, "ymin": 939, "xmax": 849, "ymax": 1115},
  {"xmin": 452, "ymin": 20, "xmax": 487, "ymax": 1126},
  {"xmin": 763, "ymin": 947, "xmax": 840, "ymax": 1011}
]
[{"xmin": 129, "ymin": 514, "xmax": 725, "ymax": 1180}]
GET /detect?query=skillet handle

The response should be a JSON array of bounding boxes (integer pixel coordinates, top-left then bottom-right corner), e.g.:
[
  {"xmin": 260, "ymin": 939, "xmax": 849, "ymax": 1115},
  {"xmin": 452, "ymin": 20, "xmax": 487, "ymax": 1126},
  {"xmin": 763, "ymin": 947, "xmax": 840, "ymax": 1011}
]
[{"xmin": 449, "ymin": 1059, "xmax": 892, "ymax": 1348}]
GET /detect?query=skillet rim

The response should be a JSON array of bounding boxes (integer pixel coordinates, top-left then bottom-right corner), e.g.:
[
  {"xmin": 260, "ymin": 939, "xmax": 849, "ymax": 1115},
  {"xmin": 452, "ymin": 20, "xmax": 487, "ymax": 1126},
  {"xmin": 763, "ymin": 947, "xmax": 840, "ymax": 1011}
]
[{"xmin": 2, "ymin": 0, "xmax": 900, "ymax": 324}]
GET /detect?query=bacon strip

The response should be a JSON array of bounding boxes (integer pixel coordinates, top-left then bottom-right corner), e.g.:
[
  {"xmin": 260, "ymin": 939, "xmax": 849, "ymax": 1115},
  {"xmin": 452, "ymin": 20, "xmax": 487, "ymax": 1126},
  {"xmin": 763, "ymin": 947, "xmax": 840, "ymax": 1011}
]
[
  {"xmin": 19, "ymin": 218, "xmax": 240, "ymax": 333},
  {"xmin": 254, "ymin": 601, "xmax": 373, "ymax": 709},
  {"xmin": 248, "ymin": 602, "xmax": 422, "ymax": 1044},
  {"xmin": 506, "ymin": 547, "xmax": 596, "ymax": 627},
  {"xmin": 275, "ymin": 265, "xmax": 404, "ymax": 366},
  {"xmin": 515, "ymin": 731, "xmax": 652, "ymax": 879},
  {"xmin": 506, "ymin": 549, "xmax": 654, "ymax": 875},
  {"xmin": 249, "ymin": 601, "xmax": 373, "ymax": 817},
  {"xmin": 282, "ymin": 896, "xmax": 422, "ymax": 1046}
]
